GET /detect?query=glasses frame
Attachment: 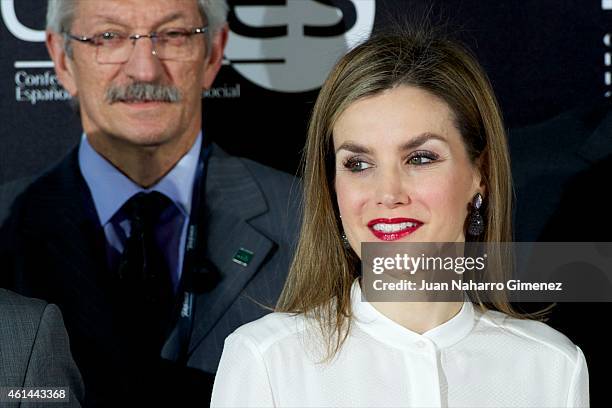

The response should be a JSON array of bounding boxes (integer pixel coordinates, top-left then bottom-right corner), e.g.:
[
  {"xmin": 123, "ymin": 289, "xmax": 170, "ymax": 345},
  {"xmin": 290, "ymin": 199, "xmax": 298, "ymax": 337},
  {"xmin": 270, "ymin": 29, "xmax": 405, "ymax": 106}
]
[{"xmin": 64, "ymin": 26, "xmax": 209, "ymax": 63}]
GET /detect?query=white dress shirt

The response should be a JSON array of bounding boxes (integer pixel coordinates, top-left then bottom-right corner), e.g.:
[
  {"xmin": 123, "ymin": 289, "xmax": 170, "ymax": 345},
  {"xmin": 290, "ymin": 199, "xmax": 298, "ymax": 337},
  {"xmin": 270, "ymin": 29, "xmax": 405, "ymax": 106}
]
[{"xmin": 211, "ymin": 280, "xmax": 589, "ymax": 407}]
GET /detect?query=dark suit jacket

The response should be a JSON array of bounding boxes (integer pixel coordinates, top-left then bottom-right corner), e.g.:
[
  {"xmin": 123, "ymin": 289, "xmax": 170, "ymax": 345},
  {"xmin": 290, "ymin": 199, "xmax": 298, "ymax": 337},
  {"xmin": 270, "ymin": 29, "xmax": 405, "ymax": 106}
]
[
  {"xmin": 0, "ymin": 289, "xmax": 84, "ymax": 407},
  {"xmin": 0, "ymin": 143, "xmax": 301, "ymax": 406},
  {"xmin": 510, "ymin": 101, "xmax": 612, "ymax": 406},
  {"xmin": 0, "ymin": 177, "xmax": 31, "ymax": 227},
  {"xmin": 511, "ymin": 100, "xmax": 612, "ymax": 242}
]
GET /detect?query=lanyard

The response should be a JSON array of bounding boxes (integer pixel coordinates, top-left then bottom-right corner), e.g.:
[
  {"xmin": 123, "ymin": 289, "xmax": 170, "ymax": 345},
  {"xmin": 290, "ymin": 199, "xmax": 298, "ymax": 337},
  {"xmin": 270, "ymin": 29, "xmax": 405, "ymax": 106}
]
[{"xmin": 174, "ymin": 133, "xmax": 219, "ymax": 364}]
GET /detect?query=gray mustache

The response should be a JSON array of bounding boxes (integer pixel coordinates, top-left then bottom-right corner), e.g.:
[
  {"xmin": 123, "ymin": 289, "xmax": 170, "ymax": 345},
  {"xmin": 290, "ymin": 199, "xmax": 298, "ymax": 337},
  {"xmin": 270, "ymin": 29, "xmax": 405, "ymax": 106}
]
[{"xmin": 106, "ymin": 82, "xmax": 181, "ymax": 103}]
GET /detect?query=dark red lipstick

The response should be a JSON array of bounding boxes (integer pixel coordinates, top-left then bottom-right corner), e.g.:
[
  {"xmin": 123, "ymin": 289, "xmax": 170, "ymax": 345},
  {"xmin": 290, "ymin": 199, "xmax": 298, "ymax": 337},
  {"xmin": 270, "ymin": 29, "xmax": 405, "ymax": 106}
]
[{"xmin": 367, "ymin": 218, "xmax": 423, "ymax": 241}]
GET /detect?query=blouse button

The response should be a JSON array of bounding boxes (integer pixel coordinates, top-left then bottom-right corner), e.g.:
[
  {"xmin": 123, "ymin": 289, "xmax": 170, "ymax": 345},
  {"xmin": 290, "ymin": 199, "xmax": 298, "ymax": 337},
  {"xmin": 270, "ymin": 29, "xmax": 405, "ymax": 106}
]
[{"xmin": 415, "ymin": 340, "xmax": 426, "ymax": 348}]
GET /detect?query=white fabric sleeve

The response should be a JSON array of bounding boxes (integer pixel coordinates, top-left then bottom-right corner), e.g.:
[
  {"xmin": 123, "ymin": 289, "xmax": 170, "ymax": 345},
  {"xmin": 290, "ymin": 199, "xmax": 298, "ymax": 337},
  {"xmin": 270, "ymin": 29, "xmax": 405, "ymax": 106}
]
[
  {"xmin": 211, "ymin": 333, "xmax": 275, "ymax": 408},
  {"xmin": 566, "ymin": 346, "xmax": 590, "ymax": 407}
]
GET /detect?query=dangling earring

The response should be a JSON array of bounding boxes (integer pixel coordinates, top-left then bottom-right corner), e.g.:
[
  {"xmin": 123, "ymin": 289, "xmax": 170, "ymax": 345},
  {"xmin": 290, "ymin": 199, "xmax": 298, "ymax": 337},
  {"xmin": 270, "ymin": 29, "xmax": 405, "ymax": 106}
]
[
  {"xmin": 339, "ymin": 214, "xmax": 351, "ymax": 249},
  {"xmin": 341, "ymin": 232, "xmax": 351, "ymax": 249},
  {"xmin": 467, "ymin": 193, "xmax": 485, "ymax": 236}
]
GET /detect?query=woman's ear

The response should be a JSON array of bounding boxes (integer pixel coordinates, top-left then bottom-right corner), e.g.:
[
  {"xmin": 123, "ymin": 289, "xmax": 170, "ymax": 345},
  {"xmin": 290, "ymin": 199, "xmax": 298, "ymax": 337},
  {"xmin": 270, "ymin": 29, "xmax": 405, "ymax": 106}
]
[{"xmin": 472, "ymin": 154, "xmax": 487, "ymax": 198}]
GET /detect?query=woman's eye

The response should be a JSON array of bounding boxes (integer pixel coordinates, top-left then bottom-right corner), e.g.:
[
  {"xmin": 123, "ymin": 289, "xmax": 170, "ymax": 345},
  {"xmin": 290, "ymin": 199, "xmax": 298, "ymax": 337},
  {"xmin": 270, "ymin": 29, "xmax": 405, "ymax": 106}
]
[
  {"xmin": 343, "ymin": 158, "xmax": 372, "ymax": 172},
  {"xmin": 407, "ymin": 152, "xmax": 438, "ymax": 165}
]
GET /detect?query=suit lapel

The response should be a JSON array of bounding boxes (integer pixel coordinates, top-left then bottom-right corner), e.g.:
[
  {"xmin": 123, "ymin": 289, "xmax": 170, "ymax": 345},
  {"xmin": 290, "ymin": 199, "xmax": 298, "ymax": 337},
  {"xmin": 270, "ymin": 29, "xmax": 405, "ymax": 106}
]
[{"xmin": 186, "ymin": 145, "xmax": 275, "ymax": 353}]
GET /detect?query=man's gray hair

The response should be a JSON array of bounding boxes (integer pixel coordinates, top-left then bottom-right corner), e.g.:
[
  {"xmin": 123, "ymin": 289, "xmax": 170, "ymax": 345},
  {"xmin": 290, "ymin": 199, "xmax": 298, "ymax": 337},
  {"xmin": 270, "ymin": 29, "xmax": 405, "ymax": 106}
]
[{"xmin": 46, "ymin": 0, "xmax": 228, "ymax": 36}]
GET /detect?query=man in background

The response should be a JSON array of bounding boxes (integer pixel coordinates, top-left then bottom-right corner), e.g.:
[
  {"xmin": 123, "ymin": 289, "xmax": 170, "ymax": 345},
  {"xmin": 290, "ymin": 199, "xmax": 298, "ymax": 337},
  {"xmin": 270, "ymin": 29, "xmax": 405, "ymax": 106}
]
[{"xmin": 0, "ymin": 0, "xmax": 299, "ymax": 405}]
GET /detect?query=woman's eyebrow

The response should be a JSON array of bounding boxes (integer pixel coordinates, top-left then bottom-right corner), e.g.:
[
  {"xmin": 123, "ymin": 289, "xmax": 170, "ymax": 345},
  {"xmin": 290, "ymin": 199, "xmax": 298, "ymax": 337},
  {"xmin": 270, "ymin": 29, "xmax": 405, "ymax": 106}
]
[
  {"xmin": 334, "ymin": 142, "xmax": 371, "ymax": 155},
  {"xmin": 399, "ymin": 133, "xmax": 448, "ymax": 151},
  {"xmin": 335, "ymin": 133, "xmax": 448, "ymax": 154}
]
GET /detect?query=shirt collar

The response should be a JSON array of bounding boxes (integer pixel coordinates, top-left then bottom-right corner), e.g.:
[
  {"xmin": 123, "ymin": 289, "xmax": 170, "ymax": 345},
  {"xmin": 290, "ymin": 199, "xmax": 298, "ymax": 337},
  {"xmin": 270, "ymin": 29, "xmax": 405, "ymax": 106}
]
[
  {"xmin": 351, "ymin": 279, "xmax": 475, "ymax": 350},
  {"xmin": 78, "ymin": 132, "xmax": 202, "ymax": 226}
]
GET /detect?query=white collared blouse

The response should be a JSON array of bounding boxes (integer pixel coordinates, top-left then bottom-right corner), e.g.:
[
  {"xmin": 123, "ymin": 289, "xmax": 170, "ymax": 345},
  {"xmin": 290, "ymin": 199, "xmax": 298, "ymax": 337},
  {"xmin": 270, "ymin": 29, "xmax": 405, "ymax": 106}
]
[{"xmin": 211, "ymin": 281, "xmax": 589, "ymax": 407}]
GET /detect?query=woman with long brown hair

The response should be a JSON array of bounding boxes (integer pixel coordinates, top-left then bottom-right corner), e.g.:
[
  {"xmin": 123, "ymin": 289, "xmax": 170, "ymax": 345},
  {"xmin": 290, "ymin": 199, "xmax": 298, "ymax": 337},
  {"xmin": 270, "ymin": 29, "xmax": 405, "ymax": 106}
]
[{"xmin": 211, "ymin": 26, "xmax": 589, "ymax": 407}]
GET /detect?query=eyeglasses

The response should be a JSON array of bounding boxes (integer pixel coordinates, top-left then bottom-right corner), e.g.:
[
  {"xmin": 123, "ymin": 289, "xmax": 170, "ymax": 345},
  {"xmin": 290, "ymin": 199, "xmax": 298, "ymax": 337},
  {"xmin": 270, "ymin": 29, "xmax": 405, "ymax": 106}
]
[{"xmin": 65, "ymin": 27, "xmax": 208, "ymax": 64}]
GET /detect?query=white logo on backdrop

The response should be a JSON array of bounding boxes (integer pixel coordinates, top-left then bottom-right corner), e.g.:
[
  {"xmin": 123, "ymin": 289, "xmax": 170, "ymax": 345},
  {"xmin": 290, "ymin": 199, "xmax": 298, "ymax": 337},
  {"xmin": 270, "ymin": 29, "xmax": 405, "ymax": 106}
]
[
  {"xmin": 2, "ymin": 0, "xmax": 376, "ymax": 99},
  {"xmin": 2, "ymin": 0, "xmax": 67, "ymax": 104},
  {"xmin": 1, "ymin": 0, "xmax": 45, "ymax": 42},
  {"xmin": 604, "ymin": 1, "xmax": 612, "ymax": 97},
  {"xmin": 226, "ymin": 0, "xmax": 376, "ymax": 93}
]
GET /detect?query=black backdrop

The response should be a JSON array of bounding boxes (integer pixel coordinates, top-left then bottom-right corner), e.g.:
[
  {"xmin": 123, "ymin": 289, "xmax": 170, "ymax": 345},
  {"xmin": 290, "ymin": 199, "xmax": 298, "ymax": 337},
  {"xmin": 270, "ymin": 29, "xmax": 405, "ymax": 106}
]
[
  {"xmin": 1, "ymin": 0, "xmax": 610, "ymax": 404},
  {"xmin": 1, "ymin": 0, "xmax": 611, "ymax": 183}
]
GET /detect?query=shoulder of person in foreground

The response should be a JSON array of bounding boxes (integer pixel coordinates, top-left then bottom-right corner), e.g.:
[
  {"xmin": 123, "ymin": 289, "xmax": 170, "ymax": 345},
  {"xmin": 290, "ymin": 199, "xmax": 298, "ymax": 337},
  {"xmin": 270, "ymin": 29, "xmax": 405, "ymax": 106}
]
[
  {"xmin": 0, "ymin": 289, "xmax": 84, "ymax": 407},
  {"xmin": 478, "ymin": 308, "xmax": 589, "ymax": 406},
  {"xmin": 210, "ymin": 311, "xmax": 310, "ymax": 407}
]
